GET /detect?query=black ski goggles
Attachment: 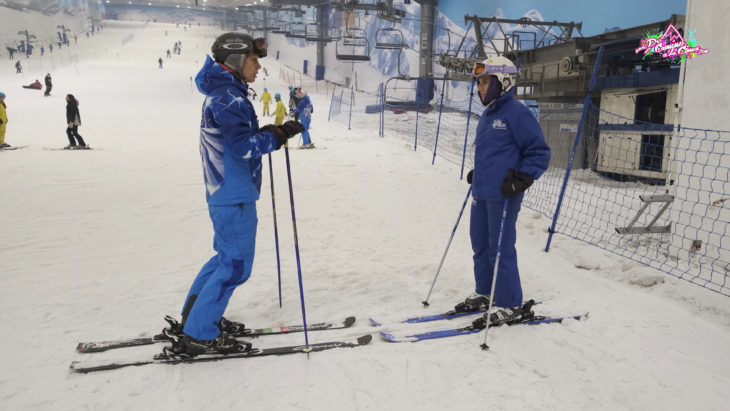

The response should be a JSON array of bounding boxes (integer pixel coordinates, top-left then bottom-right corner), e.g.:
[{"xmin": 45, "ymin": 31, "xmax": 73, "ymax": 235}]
[{"xmin": 221, "ymin": 37, "xmax": 267, "ymax": 58}]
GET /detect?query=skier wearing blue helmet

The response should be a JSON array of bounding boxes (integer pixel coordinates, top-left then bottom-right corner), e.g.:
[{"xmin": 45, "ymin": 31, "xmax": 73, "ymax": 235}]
[
  {"xmin": 457, "ymin": 56, "xmax": 550, "ymax": 326},
  {"xmin": 173, "ymin": 32, "xmax": 305, "ymax": 356}
]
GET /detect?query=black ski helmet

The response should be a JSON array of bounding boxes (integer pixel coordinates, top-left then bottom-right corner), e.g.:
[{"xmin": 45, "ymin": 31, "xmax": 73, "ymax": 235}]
[{"xmin": 211, "ymin": 32, "xmax": 267, "ymax": 63}]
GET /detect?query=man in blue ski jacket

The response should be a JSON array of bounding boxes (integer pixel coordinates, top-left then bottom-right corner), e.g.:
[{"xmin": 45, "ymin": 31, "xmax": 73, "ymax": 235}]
[
  {"xmin": 291, "ymin": 89, "xmax": 314, "ymax": 148},
  {"xmin": 456, "ymin": 56, "xmax": 550, "ymax": 322},
  {"xmin": 177, "ymin": 33, "xmax": 304, "ymax": 356}
]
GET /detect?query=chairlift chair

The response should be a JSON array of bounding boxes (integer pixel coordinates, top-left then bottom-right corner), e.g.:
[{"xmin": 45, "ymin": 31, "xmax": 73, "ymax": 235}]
[
  {"xmin": 305, "ymin": 23, "xmax": 334, "ymax": 43},
  {"xmin": 285, "ymin": 23, "xmax": 306, "ymax": 39},
  {"xmin": 375, "ymin": 27, "xmax": 405, "ymax": 50},
  {"xmin": 336, "ymin": 28, "xmax": 370, "ymax": 61},
  {"xmin": 271, "ymin": 21, "xmax": 288, "ymax": 34}
]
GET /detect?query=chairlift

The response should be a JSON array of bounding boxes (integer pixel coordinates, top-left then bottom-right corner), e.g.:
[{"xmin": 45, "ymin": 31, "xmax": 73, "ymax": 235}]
[
  {"xmin": 336, "ymin": 28, "xmax": 370, "ymax": 61},
  {"xmin": 285, "ymin": 23, "xmax": 306, "ymax": 39},
  {"xmin": 271, "ymin": 20, "xmax": 288, "ymax": 34},
  {"xmin": 305, "ymin": 23, "xmax": 334, "ymax": 43},
  {"xmin": 375, "ymin": 27, "xmax": 405, "ymax": 50},
  {"xmin": 383, "ymin": 76, "xmax": 434, "ymax": 113}
]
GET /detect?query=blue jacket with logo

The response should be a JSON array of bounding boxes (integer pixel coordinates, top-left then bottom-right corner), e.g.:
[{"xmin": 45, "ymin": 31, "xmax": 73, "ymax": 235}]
[
  {"xmin": 294, "ymin": 95, "xmax": 313, "ymax": 119},
  {"xmin": 195, "ymin": 55, "xmax": 278, "ymax": 205},
  {"xmin": 472, "ymin": 90, "xmax": 550, "ymax": 200}
]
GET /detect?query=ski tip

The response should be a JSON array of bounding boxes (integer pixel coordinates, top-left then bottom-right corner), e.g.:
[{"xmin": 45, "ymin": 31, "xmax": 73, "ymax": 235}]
[
  {"xmin": 357, "ymin": 334, "xmax": 373, "ymax": 345},
  {"xmin": 379, "ymin": 332, "xmax": 399, "ymax": 342},
  {"xmin": 368, "ymin": 318, "xmax": 382, "ymax": 327},
  {"xmin": 343, "ymin": 316, "xmax": 356, "ymax": 327}
]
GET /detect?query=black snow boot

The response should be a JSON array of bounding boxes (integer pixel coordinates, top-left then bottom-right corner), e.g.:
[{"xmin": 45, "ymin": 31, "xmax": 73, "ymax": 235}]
[
  {"xmin": 183, "ymin": 333, "xmax": 252, "ymax": 356},
  {"xmin": 472, "ymin": 300, "xmax": 536, "ymax": 329},
  {"xmin": 454, "ymin": 293, "xmax": 491, "ymax": 313}
]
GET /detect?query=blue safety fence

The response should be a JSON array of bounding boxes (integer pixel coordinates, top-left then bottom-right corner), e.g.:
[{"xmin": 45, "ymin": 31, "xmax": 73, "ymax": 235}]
[{"xmin": 526, "ymin": 100, "xmax": 730, "ymax": 297}]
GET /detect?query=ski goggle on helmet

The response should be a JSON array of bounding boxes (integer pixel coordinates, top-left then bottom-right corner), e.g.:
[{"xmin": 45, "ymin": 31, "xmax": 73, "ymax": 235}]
[{"xmin": 471, "ymin": 56, "xmax": 518, "ymax": 92}]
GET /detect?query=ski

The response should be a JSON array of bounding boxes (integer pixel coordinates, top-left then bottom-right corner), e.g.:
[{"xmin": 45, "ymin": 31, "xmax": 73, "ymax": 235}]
[
  {"xmin": 369, "ymin": 301, "xmax": 543, "ymax": 326},
  {"xmin": 70, "ymin": 335, "xmax": 372, "ymax": 373},
  {"xmin": 43, "ymin": 146, "xmax": 96, "ymax": 150},
  {"xmin": 379, "ymin": 313, "xmax": 588, "ymax": 343},
  {"xmin": 0, "ymin": 145, "xmax": 28, "ymax": 151},
  {"xmin": 76, "ymin": 316, "xmax": 356, "ymax": 353}
]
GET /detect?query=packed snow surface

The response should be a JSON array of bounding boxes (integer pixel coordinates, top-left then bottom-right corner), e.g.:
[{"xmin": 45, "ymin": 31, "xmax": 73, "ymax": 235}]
[{"xmin": 1, "ymin": 20, "xmax": 729, "ymax": 410}]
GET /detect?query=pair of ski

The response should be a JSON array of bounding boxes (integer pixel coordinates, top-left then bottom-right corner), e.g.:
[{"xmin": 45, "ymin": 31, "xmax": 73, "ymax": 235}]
[
  {"xmin": 370, "ymin": 302, "xmax": 588, "ymax": 343},
  {"xmin": 70, "ymin": 316, "xmax": 368, "ymax": 373}
]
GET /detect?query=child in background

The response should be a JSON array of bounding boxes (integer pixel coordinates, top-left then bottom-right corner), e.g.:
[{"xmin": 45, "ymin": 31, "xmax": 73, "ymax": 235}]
[
  {"xmin": 260, "ymin": 88, "xmax": 272, "ymax": 116},
  {"xmin": 273, "ymin": 93, "xmax": 287, "ymax": 126}
]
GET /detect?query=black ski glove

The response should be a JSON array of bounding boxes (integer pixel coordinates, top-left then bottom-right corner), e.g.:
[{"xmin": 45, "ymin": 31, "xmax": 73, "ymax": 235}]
[
  {"xmin": 261, "ymin": 120, "xmax": 305, "ymax": 149},
  {"xmin": 466, "ymin": 169, "xmax": 473, "ymax": 184},
  {"xmin": 499, "ymin": 168, "xmax": 534, "ymax": 198}
]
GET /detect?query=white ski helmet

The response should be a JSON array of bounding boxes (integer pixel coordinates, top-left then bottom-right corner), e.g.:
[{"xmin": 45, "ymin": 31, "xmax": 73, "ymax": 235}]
[{"xmin": 472, "ymin": 55, "xmax": 518, "ymax": 94}]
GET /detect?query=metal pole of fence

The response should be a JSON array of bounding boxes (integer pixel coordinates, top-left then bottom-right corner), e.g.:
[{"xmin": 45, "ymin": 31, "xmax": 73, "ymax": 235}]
[
  {"xmin": 545, "ymin": 46, "xmax": 605, "ymax": 252},
  {"xmin": 328, "ymin": 84, "xmax": 336, "ymax": 122},
  {"xmin": 414, "ymin": 110, "xmax": 419, "ymax": 151},
  {"xmin": 460, "ymin": 79, "xmax": 476, "ymax": 180},
  {"xmin": 379, "ymin": 82, "xmax": 385, "ymax": 137},
  {"xmin": 432, "ymin": 74, "xmax": 449, "ymax": 165},
  {"xmin": 348, "ymin": 86, "xmax": 354, "ymax": 130}
]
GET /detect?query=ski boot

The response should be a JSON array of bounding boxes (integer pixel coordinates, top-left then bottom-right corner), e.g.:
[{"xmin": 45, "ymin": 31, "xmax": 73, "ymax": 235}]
[
  {"xmin": 471, "ymin": 299, "xmax": 536, "ymax": 329},
  {"xmin": 182, "ymin": 332, "xmax": 252, "ymax": 356},
  {"xmin": 454, "ymin": 293, "xmax": 491, "ymax": 313},
  {"xmin": 218, "ymin": 316, "xmax": 247, "ymax": 335}
]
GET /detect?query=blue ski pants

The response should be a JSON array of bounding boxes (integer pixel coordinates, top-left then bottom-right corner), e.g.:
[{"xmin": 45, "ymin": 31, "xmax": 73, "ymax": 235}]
[
  {"xmin": 300, "ymin": 115, "xmax": 311, "ymax": 145},
  {"xmin": 469, "ymin": 197, "xmax": 523, "ymax": 308},
  {"xmin": 183, "ymin": 203, "xmax": 257, "ymax": 340}
]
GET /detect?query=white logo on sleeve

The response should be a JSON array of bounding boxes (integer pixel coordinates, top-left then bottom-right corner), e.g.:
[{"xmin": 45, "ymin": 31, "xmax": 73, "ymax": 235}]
[{"xmin": 492, "ymin": 119, "xmax": 507, "ymax": 130}]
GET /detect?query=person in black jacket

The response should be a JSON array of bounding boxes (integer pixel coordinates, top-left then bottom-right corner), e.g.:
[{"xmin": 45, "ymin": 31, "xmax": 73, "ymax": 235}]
[
  {"xmin": 44, "ymin": 74, "xmax": 52, "ymax": 96},
  {"xmin": 65, "ymin": 94, "xmax": 87, "ymax": 149}
]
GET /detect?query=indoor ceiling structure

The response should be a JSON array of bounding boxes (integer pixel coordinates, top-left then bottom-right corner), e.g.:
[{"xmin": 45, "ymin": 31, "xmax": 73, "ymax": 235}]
[{"xmin": 104, "ymin": 0, "xmax": 271, "ymax": 10}]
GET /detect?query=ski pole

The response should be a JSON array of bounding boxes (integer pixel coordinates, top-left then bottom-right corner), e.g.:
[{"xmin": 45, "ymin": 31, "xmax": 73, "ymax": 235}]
[
  {"xmin": 267, "ymin": 153, "xmax": 283, "ymax": 308},
  {"xmin": 283, "ymin": 142, "xmax": 311, "ymax": 352},
  {"xmin": 480, "ymin": 198, "xmax": 510, "ymax": 351},
  {"xmin": 422, "ymin": 186, "xmax": 473, "ymax": 307}
]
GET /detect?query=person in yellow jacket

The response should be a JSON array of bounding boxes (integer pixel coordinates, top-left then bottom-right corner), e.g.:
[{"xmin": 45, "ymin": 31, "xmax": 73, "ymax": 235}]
[
  {"xmin": 273, "ymin": 93, "xmax": 287, "ymax": 125},
  {"xmin": 0, "ymin": 91, "xmax": 9, "ymax": 148},
  {"xmin": 260, "ymin": 88, "xmax": 272, "ymax": 116}
]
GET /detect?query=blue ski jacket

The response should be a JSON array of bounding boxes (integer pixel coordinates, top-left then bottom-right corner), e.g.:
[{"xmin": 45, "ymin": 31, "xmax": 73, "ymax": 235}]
[
  {"xmin": 294, "ymin": 95, "xmax": 313, "ymax": 119},
  {"xmin": 195, "ymin": 55, "xmax": 278, "ymax": 205},
  {"xmin": 472, "ymin": 90, "xmax": 550, "ymax": 200}
]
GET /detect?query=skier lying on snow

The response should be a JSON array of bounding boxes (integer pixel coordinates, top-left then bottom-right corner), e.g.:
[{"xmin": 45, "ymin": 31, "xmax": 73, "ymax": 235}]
[{"xmin": 22, "ymin": 80, "xmax": 42, "ymax": 90}]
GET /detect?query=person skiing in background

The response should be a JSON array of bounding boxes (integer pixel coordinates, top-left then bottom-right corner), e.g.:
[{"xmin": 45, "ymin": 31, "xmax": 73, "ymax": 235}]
[
  {"xmin": 15, "ymin": 61, "xmax": 22, "ymax": 74},
  {"xmin": 44, "ymin": 73, "xmax": 52, "ymax": 96},
  {"xmin": 158, "ymin": 57, "xmax": 163, "ymax": 69},
  {"xmin": 273, "ymin": 93, "xmax": 287, "ymax": 126},
  {"xmin": 7, "ymin": 46, "xmax": 15, "ymax": 59},
  {"xmin": 41, "ymin": 46, "xmax": 45, "ymax": 56},
  {"xmin": 458, "ymin": 56, "xmax": 550, "ymax": 325},
  {"xmin": 65, "ymin": 94, "xmax": 87, "ymax": 149},
  {"xmin": 291, "ymin": 89, "xmax": 314, "ymax": 149},
  {"xmin": 22, "ymin": 80, "xmax": 42, "ymax": 90},
  {"xmin": 288, "ymin": 86, "xmax": 303, "ymax": 122},
  {"xmin": 166, "ymin": 49, "xmax": 171, "ymax": 58},
  {"xmin": 0, "ymin": 92, "xmax": 9, "ymax": 149},
  {"xmin": 260, "ymin": 87, "xmax": 272, "ymax": 116},
  {"xmin": 172, "ymin": 33, "xmax": 304, "ymax": 356}
]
